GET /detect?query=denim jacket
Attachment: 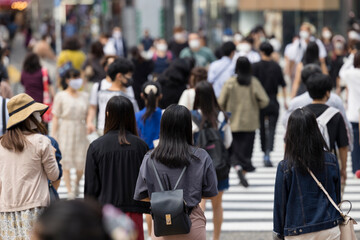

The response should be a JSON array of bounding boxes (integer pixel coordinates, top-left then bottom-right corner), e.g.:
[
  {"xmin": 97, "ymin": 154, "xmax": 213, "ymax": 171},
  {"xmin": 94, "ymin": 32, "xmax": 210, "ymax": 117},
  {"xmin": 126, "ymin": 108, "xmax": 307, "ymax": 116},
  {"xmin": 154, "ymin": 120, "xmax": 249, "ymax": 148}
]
[{"xmin": 273, "ymin": 152, "xmax": 342, "ymax": 239}]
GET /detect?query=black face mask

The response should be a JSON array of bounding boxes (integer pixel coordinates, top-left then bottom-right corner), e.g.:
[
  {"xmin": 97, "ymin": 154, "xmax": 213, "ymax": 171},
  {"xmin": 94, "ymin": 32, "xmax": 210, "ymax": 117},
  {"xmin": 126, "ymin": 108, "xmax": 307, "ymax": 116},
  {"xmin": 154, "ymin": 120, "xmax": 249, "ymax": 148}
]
[{"xmin": 122, "ymin": 76, "xmax": 134, "ymax": 88}]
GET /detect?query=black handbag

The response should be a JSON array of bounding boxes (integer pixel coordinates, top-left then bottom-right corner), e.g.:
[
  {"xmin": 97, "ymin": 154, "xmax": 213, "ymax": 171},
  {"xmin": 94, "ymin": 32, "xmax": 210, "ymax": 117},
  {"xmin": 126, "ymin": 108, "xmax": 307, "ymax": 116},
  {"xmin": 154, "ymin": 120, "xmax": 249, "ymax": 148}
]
[{"xmin": 150, "ymin": 160, "xmax": 192, "ymax": 237}]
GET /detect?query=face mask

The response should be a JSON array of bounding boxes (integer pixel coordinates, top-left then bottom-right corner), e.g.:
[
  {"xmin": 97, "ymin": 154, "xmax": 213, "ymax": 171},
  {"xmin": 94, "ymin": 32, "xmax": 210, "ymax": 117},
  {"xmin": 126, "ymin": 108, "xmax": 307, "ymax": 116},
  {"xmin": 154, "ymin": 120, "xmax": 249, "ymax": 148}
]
[
  {"xmin": 234, "ymin": 34, "xmax": 243, "ymax": 42},
  {"xmin": 222, "ymin": 35, "xmax": 233, "ymax": 43},
  {"xmin": 299, "ymin": 30, "xmax": 310, "ymax": 40},
  {"xmin": 260, "ymin": 36, "xmax": 266, "ymax": 43},
  {"xmin": 189, "ymin": 39, "xmax": 200, "ymax": 50},
  {"xmin": 322, "ymin": 30, "xmax": 332, "ymax": 40},
  {"xmin": 334, "ymin": 42, "xmax": 344, "ymax": 50},
  {"xmin": 237, "ymin": 43, "xmax": 251, "ymax": 53},
  {"xmin": 174, "ymin": 33, "xmax": 185, "ymax": 42},
  {"xmin": 113, "ymin": 31, "xmax": 122, "ymax": 39},
  {"xmin": 122, "ymin": 76, "xmax": 134, "ymax": 88},
  {"xmin": 29, "ymin": 112, "xmax": 42, "ymax": 129},
  {"xmin": 348, "ymin": 30, "xmax": 360, "ymax": 40},
  {"xmin": 156, "ymin": 43, "xmax": 168, "ymax": 52},
  {"xmin": 69, "ymin": 78, "xmax": 83, "ymax": 90}
]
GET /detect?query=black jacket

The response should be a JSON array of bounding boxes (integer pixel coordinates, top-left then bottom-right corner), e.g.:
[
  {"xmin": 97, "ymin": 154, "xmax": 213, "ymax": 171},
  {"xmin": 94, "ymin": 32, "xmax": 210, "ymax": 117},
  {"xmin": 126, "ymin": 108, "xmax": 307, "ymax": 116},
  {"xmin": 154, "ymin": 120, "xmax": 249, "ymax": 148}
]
[{"xmin": 84, "ymin": 130, "xmax": 150, "ymax": 213}]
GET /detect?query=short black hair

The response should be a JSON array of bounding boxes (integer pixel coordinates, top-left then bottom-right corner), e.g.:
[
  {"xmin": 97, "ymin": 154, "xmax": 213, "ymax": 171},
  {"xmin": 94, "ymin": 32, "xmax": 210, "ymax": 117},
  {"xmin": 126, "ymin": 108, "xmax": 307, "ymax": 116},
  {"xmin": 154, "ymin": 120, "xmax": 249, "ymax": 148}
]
[
  {"xmin": 259, "ymin": 42, "xmax": 274, "ymax": 56},
  {"xmin": 301, "ymin": 64, "xmax": 322, "ymax": 85},
  {"xmin": 306, "ymin": 73, "xmax": 332, "ymax": 100},
  {"xmin": 107, "ymin": 58, "xmax": 134, "ymax": 81},
  {"xmin": 221, "ymin": 42, "xmax": 236, "ymax": 57}
]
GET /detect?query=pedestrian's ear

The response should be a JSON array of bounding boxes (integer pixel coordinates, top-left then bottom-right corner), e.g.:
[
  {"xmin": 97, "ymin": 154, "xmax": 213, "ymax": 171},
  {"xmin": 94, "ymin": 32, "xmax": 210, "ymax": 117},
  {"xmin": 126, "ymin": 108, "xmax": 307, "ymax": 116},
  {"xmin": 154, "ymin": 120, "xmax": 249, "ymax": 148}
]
[{"xmin": 106, "ymin": 111, "xmax": 109, "ymax": 117}]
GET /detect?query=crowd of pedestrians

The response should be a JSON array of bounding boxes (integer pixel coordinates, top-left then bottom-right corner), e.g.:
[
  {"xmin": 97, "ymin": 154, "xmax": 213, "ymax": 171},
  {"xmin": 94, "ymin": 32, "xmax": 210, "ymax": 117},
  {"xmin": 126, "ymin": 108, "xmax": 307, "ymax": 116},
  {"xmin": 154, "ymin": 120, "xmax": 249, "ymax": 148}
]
[{"xmin": 0, "ymin": 19, "xmax": 359, "ymax": 240}]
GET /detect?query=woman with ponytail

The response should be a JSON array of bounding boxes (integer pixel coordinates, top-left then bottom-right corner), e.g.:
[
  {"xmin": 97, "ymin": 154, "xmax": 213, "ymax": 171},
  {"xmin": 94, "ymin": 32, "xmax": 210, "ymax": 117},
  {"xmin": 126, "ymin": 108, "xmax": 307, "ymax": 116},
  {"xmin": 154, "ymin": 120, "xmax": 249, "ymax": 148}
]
[{"xmin": 135, "ymin": 81, "xmax": 163, "ymax": 149}]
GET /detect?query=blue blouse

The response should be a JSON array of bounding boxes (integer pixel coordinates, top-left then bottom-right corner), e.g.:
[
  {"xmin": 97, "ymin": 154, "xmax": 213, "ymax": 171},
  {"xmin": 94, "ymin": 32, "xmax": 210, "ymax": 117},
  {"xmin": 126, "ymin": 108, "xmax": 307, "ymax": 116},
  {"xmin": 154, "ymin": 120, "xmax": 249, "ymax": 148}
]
[{"xmin": 135, "ymin": 107, "xmax": 162, "ymax": 149}]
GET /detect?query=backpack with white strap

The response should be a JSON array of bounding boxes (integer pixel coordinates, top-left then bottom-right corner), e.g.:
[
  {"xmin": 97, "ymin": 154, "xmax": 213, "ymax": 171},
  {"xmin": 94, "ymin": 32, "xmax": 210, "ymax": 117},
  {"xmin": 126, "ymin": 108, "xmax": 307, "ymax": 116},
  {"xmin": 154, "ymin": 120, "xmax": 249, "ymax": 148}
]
[{"xmin": 316, "ymin": 107, "xmax": 339, "ymax": 149}]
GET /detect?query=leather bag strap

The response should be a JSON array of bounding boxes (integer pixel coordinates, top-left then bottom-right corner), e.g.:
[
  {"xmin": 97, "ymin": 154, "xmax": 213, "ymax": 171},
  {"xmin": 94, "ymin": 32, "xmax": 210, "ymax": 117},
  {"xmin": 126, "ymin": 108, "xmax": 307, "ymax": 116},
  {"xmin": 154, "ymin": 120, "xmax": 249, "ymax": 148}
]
[
  {"xmin": 151, "ymin": 160, "xmax": 187, "ymax": 191},
  {"xmin": 2, "ymin": 97, "xmax": 6, "ymax": 134},
  {"xmin": 308, "ymin": 168, "xmax": 345, "ymax": 217}
]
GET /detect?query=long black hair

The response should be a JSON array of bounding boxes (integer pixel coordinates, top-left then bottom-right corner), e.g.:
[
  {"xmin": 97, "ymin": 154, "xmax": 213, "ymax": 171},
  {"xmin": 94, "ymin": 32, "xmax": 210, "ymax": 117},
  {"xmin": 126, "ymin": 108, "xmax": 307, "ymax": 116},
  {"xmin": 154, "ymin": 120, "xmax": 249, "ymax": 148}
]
[
  {"xmin": 193, "ymin": 81, "xmax": 223, "ymax": 128},
  {"xmin": 302, "ymin": 42, "xmax": 320, "ymax": 65},
  {"xmin": 141, "ymin": 81, "xmax": 162, "ymax": 122},
  {"xmin": 284, "ymin": 108, "xmax": 328, "ymax": 174},
  {"xmin": 151, "ymin": 105, "xmax": 194, "ymax": 168},
  {"xmin": 235, "ymin": 57, "xmax": 252, "ymax": 86},
  {"xmin": 104, "ymin": 96, "xmax": 138, "ymax": 145}
]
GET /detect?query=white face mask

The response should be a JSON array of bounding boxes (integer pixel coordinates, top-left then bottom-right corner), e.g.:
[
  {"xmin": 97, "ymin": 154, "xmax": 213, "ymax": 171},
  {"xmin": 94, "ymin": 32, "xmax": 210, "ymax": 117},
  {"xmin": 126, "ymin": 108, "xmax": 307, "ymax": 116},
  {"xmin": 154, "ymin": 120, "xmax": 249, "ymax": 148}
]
[
  {"xmin": 237, "ymin": 43, "xmax": 251, "ymax": 53},
  {"xmin": 156, "ymin": 43, "xmax": 168, "ymax": 52},
  {"xmin": 29, "ymin": 112, "xmax": 42, "ymax": 129},
  {"xmin": 299, "ymin": 30, "xmax": 310, "ymax": 40},
  {"xmin": 189, "ymin": 39, "xmax": 200, "ymax": 50},
  {"xmin": 68, "ymin": 78, "xmax": 83, "ymax": 90},
  {"xmin": 222, "ymin": 35, "xmax": 233, "ymax": 43},
  {"xmin": 234, "ymin": 34, "xmax": 243, "ymax": 42},
  {"xmin": 322, "ymin": 30, "xmax": 332, "ymax": 40},
  {"xmin": 174, "ymin": 32, "xmax": 185, "ymax": 42},
  {"xmin": 113, "ymin": 31, "xmax": 122, "ymax": 39},
  {"xmin": 348, "ymin": 30, "xmax": 360, "ymax": 40}
]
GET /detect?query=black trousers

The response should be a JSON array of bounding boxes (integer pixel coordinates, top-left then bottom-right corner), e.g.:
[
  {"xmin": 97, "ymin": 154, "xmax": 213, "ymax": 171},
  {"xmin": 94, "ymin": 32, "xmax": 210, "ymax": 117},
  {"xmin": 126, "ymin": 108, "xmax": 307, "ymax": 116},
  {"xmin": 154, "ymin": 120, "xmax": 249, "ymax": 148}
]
[
  {"xmin": 260, "ymin": 100, "xmax": 279, "ymax": 153},
  {"xmin": 230, "ymin": 131, "xmax": 256, "ymax": 172}
]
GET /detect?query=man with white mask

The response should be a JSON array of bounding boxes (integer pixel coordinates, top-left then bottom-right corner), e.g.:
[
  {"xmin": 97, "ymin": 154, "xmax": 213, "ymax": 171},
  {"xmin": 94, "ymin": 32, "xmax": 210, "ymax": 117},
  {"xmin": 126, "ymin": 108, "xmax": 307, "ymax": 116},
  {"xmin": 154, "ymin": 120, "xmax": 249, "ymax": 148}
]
[
  {"xmin": 104, "ymin": 27, "xmax": 127, "ymax": 58},
  {"xmin": 232, "ymin": 37, "xmax": 261, "ymax": 65},
  {"xmin": 179, "ymin": 33, "xmax": 216, "ymax": 67},
  {"xmin": 285, "ymin": 22, "xmax": 327, "ymax": 65}
]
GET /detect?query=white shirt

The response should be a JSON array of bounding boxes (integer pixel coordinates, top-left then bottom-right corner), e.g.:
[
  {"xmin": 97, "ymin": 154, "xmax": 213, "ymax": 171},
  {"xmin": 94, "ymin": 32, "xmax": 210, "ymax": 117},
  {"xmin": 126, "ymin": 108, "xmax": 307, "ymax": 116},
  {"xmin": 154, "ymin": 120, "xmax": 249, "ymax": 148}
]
[
  {"xmin": 97, "ymin": 87, "xmax": 139, "ymax": 130},
  {"xmin": 0, "ymin": 96, "xmax": 9, "ymax": 136},
  {"xmin": 104, "ymin": 38, "xmax": 125, "ymax": 57},
  {"xmin": 178, "ymin": 88, "xmax": 195, "ymax": 110},
  {"xmin": 285, "ymin": 37, "xmax": 327, "ymax": 63},
  {"xmin": 208, "ymin": 56, "xmax": 235, "ymax": 98},
  {"xmin": 89, "ymin": 79, "xmax": 112, "ymax": 106},
  {"xmin": 339, "ymin": 67, "xmax": 360, "ymax": 123},
  {"xmin": 232, "ymin": 50, "xmax": 261, "ymax": 65}
]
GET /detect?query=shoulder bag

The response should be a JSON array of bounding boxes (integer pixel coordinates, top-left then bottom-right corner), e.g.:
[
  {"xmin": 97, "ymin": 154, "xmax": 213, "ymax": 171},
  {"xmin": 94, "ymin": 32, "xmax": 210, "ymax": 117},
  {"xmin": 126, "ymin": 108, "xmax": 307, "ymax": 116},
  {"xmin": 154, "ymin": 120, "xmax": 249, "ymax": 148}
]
[
  {"xmin": 150, "ymin": 160, "xmax": 191, "ymax": 237},
  {"xmin": 308, "ymin": 169, "xmax": 357, "ymax": 240}
]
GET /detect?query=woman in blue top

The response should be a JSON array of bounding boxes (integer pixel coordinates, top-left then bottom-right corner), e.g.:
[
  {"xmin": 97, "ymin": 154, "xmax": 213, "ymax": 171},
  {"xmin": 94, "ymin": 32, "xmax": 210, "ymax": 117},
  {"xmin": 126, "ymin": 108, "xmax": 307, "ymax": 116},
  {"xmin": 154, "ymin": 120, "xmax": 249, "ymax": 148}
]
[
  {"xmin": 135, "ymin": 81, "xmax": 163, "ymax": 239},
  {"xmin": 273, "ymin": 108, "xmax": 342, "ymax": 239},
  {"xmin": 135, "ymin": 81, "xmax": 163, "ymax": 149}
]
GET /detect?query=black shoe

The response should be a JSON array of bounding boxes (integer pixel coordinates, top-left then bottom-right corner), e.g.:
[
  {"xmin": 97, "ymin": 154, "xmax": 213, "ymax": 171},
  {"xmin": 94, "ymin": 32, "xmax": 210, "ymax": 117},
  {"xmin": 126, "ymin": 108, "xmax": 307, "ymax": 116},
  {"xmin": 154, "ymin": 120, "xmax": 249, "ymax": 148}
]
[
  {"xmin": 264, "ymin": 155, "xmax": 273, "ymax": 167},
  {"xmin": 237, "ymin": 170, "xmax": 249, "ymax": 188}
]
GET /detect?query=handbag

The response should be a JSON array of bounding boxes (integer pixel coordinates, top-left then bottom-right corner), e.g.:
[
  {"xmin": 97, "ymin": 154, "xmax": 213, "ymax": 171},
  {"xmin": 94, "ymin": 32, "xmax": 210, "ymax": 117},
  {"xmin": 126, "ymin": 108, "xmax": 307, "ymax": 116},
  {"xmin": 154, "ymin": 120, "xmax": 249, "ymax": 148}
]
[
  {"xmin": 42, "ymin": 68, "xmax": 52, "ymax": 123},
  {"xmin": 49, "ymin": 182, "xmax": 59, "ymax": 202},
  {"xmin": 308, "ymin": 169, "xmax": 357, "ymax": 240},
  {"xmin": 150, "ymin": 160, "xmax": 192, "ymax": 237}
]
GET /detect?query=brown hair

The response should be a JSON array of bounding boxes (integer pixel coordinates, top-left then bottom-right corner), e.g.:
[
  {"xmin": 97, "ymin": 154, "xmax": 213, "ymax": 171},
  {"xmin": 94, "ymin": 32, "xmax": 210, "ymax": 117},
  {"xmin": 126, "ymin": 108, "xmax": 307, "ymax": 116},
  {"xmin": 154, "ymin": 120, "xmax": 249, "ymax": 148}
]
[
  {"xmin": 103, "ymin": 96, "xmax": 138, "ymax": 145},
  {"xmin": 0, "ymin": 115, "xmax": 47, "ymax": 152},
  {"xmin": 189, "ymin": 67, "xmax": 207, "ymax": 88}
]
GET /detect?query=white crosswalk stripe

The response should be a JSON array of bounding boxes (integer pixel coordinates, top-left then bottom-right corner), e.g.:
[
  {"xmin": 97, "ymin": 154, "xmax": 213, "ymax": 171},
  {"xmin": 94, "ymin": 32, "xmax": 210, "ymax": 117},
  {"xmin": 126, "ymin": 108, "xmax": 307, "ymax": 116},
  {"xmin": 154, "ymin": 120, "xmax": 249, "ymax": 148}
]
[{"xmin": 58, "ymin": 105, "xmax": 360, "ymax": 232}]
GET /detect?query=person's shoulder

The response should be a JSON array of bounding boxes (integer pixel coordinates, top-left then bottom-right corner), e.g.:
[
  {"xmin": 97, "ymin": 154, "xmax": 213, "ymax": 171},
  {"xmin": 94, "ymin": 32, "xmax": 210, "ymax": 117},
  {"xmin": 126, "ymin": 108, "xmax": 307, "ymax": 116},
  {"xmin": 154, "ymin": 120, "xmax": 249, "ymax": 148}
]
[
  {"xmin": 128, "ymin": 133, "xmax": 148, "ymax": 148},
  {"xmin": 55, "ymin": 90, "xmax": 67, "ymax": 98},
  {"xmin": 191, "ymin": 146, "xmax": 210, "ymax": 161},
  {"xmin": 28, "ymin": 133, "xmax": 51, "ymax": 146}
]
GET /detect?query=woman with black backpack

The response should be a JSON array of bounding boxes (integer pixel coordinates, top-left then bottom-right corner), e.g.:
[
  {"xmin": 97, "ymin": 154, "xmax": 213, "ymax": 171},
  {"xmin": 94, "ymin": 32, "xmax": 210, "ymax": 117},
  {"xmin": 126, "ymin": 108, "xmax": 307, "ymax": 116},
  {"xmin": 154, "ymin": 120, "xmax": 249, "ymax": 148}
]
[
  {"xmin": 191, "ymin": 81, "xmax": 232, "ymax": 240},
  {"xmin": 134, "ymin": 104, "xmax": 218, "ymax": 240}
]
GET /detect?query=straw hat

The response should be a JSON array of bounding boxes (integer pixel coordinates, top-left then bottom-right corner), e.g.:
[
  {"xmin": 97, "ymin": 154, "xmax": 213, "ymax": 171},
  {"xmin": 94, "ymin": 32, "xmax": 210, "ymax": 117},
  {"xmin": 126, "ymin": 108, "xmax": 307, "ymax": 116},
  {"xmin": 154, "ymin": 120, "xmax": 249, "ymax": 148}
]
[{"xmin": 6, "ymin": 93, "xmax": 48, "ymax": 129}]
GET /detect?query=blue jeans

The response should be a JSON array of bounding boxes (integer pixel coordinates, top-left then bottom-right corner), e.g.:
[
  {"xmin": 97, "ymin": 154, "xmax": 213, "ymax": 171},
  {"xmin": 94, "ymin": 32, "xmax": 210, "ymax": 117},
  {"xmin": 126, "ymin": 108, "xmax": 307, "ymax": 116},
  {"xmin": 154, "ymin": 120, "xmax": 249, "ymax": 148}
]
[{"xmin": 351, "ymin": 122, "xmax": 360, "ymax": 173}]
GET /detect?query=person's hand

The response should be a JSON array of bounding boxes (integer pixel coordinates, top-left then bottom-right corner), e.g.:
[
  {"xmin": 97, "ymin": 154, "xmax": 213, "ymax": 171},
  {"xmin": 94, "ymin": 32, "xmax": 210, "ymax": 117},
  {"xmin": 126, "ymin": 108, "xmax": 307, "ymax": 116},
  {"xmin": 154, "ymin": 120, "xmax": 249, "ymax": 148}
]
[
  {"xmin": 87, "ymin": 122, "xmax": 96, "ymax": 134},
  {"xmin": 341, "ymin": 168, "xmax": 347, "ymax": 185}
]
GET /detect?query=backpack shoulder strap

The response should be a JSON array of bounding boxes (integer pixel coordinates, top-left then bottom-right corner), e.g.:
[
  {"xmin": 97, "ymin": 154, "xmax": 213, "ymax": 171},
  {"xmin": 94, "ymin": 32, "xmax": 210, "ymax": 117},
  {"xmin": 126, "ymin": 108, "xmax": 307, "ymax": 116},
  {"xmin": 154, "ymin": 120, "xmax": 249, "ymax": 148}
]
[
  {"xmin": 151, "ymin": 159, "xmax": 187, "ymax": 191},
  {"xmin": 191, "ymin": 110, "xmax": 202, "ymax": 128},
  {"xmin": 2, "ymin": 97, "xmax": 6, "ymax": 134},
  {"xmin": 317, "ymin": 107, "xmax": 339, "ymax": 125}
]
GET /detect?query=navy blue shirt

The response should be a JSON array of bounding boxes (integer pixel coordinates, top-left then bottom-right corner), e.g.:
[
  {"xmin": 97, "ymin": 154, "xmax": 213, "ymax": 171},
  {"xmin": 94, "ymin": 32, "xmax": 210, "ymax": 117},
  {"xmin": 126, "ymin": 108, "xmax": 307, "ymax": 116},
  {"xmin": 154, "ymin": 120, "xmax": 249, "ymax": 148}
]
[{"xmin": 135, "ymin": 107, "xmax": 162, "ymax": 149}]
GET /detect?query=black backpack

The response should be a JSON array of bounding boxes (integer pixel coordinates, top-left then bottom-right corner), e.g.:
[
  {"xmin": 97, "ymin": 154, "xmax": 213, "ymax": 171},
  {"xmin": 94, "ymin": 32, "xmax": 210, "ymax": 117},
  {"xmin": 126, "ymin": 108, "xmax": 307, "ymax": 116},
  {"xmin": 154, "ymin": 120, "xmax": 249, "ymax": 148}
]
[{"xmin": 192, "ymin": 111, "xmax": 230, "ymax": 181}]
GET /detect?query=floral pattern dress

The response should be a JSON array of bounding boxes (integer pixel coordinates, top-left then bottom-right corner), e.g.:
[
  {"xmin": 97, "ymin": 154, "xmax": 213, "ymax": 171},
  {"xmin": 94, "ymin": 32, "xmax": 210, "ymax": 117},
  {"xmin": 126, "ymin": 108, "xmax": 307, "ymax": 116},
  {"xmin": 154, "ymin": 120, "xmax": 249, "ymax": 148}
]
[{"xmin": 52, "ymin": 91, "xmax": 89, "ymax": 170}]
